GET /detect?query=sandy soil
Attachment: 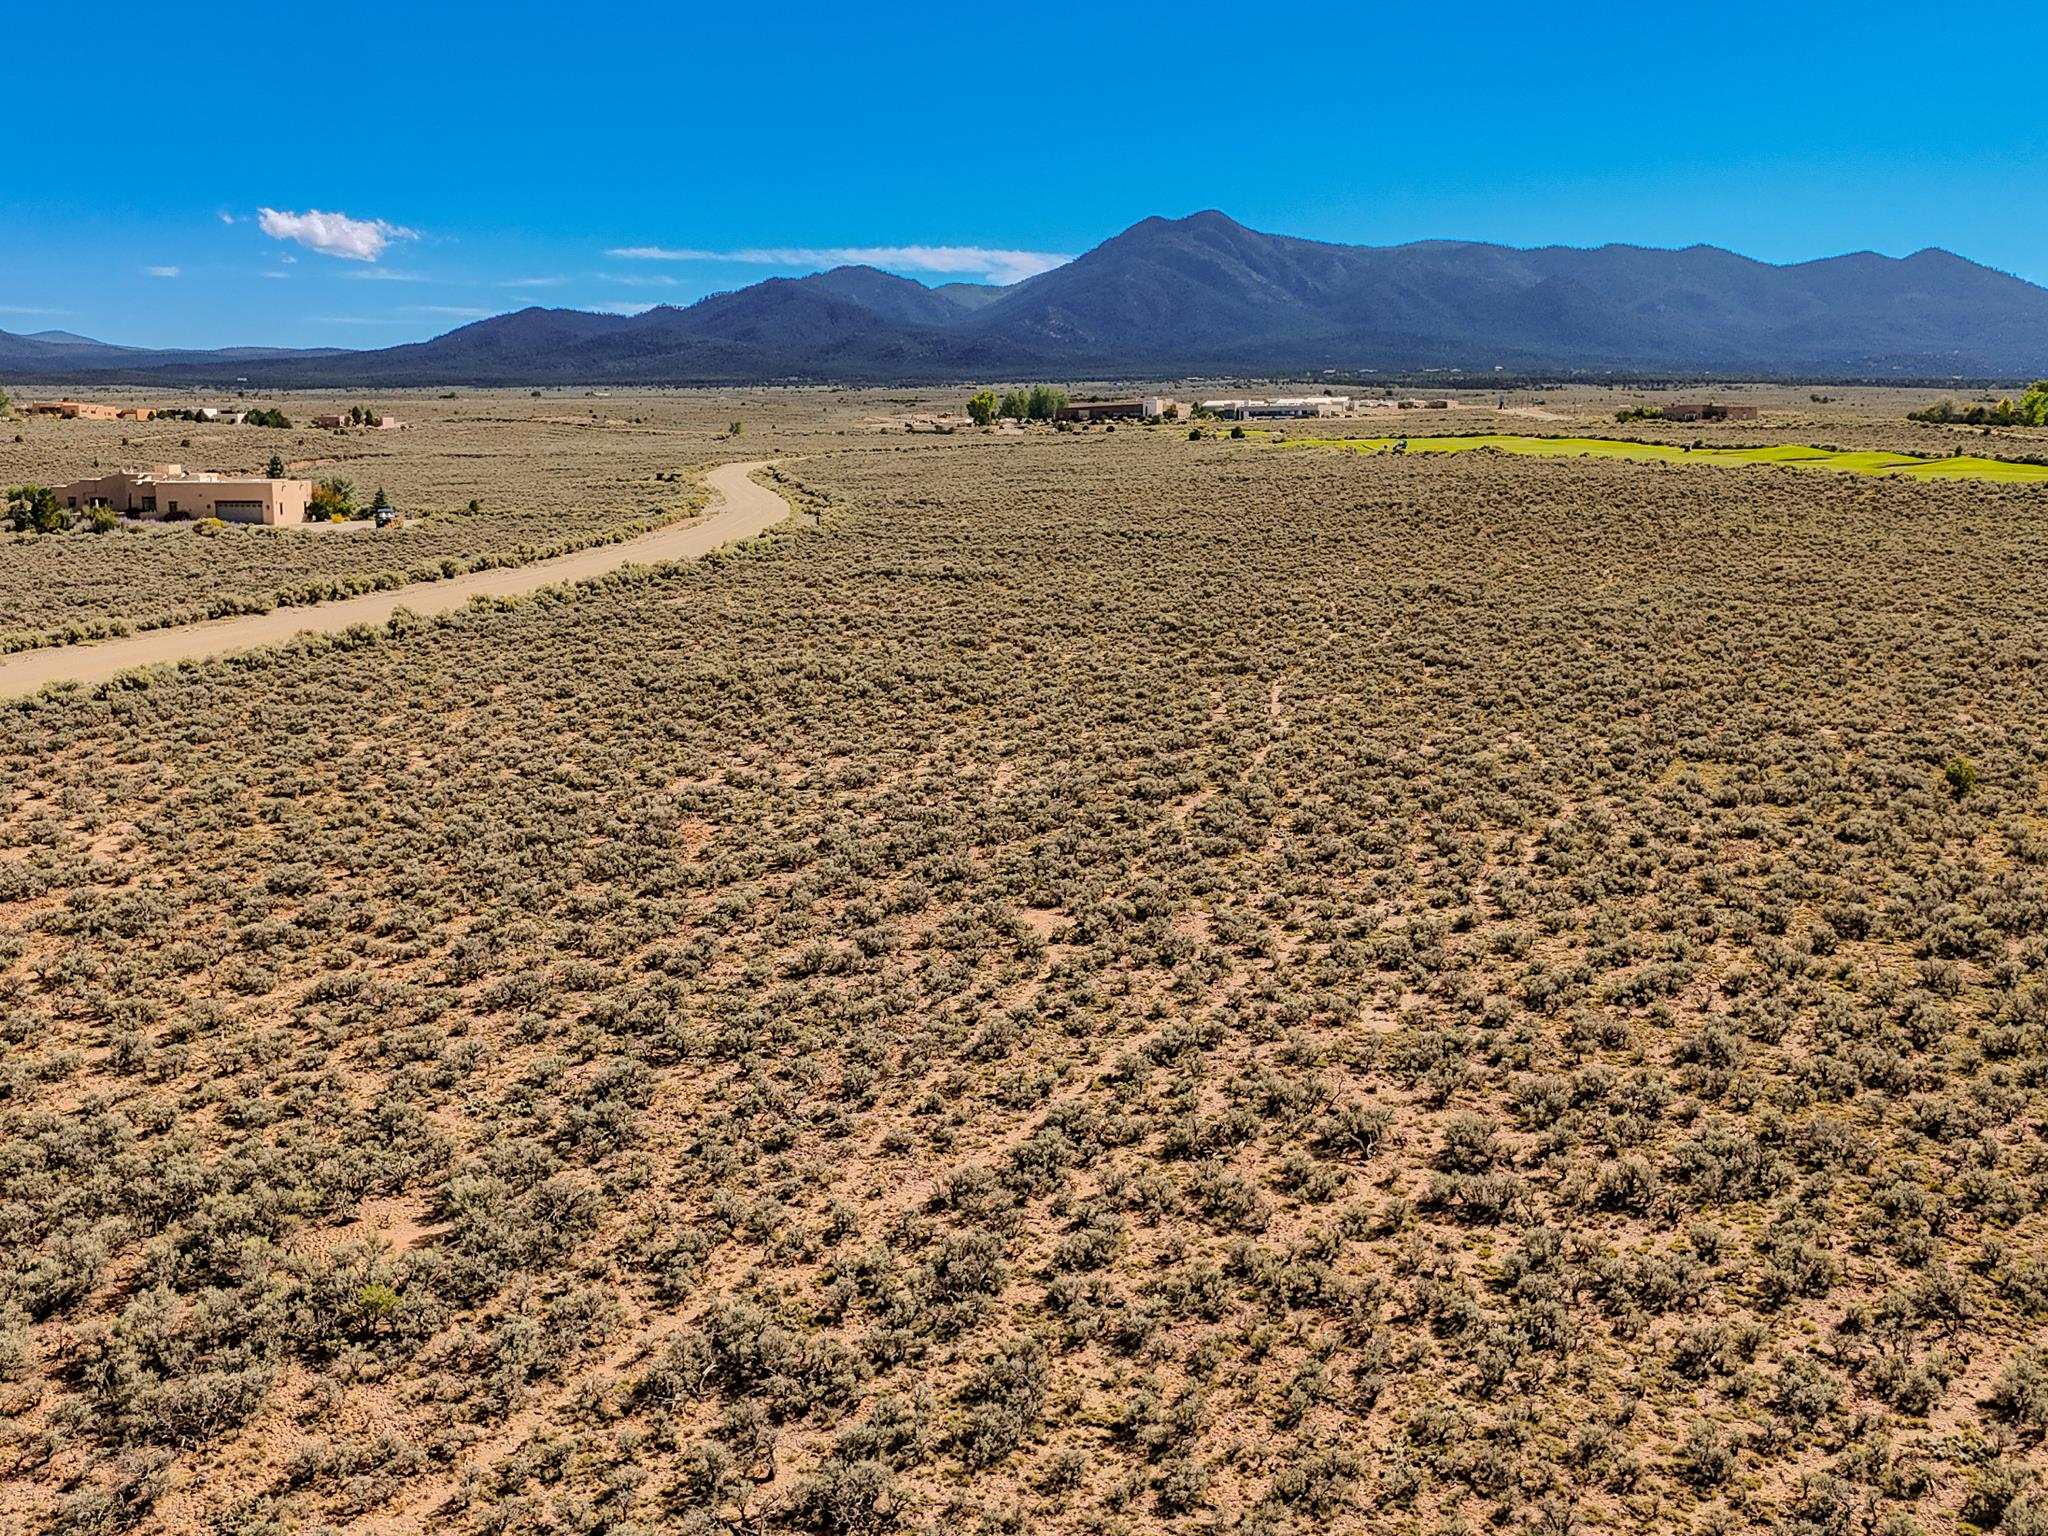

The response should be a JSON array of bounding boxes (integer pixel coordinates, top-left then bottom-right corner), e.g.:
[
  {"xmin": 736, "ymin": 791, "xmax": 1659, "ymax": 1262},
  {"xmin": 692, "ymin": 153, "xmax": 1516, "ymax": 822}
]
[{"xmin": 0, "ymin": 460, "xmax": 790, "ymax": 699}]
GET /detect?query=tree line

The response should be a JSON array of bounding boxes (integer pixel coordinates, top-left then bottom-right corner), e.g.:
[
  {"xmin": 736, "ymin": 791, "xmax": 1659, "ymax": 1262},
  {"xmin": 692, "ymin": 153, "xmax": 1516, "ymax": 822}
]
[
  {"xmin": 965, "ymin": 385, "xmax": 1069, "ymax": 426},
  {"xmin": 1908, "ymin": 381, "xmax": 2048, "ymax": 428}
]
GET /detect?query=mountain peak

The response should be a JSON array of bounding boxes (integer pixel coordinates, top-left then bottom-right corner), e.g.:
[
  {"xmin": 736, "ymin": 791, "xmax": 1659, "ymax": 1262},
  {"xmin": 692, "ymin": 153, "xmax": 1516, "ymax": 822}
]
[
  {"xmin": 22, "ymin": 329, "xmax": 109, "ymax": 347},
  {"xmin": 1115, "ymin": 209, "xmax": 1255, "ymax": 243}
]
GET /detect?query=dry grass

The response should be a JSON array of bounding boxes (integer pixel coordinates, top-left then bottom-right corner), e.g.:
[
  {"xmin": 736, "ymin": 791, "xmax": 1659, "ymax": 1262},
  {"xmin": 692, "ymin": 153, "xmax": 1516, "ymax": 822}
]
[{"xmin": 0, "ymin": 406, "xmax": 2045, "ymax": 1536}]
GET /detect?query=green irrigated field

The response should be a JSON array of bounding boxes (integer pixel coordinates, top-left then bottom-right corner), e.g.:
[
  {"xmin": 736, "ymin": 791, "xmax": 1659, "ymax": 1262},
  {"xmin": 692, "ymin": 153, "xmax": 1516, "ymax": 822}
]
[{"xmin": 1286, "ymin": 432, "xmax": 2048, "ymax": 483}]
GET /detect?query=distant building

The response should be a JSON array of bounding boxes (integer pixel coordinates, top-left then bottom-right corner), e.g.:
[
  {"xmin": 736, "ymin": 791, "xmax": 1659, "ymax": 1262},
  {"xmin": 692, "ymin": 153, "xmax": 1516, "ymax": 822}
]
[
  {"xmin": 1055, "ymin": 399, "xmax": 1147, "ymax": 423},
  {"xmin": 29, "ymin": 400, "xmax": 122, "ymax": 420},
  {"xmin": 50, "ymin": 465, "xmax": 312, "ymax": 525},
  {"xmin": 1199, "ymin": 397, "xmax": 1351, "ymax": 420},
  {"xmin": 313, "ymin": 412, "xmax": 405, "ymax": 430},
  {"xmin": 1139, "ymin": 397, "xmax": 1180, "ymax": 419},
  {"xmin": 1662, "ymin": 402, "xmax": 1759, "ymax": 422}
]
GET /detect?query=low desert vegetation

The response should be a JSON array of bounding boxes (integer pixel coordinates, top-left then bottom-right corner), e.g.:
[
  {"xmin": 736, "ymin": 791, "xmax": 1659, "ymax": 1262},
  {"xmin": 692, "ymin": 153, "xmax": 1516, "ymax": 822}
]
[
  {"xmin": 0, "ymin": 496, "xmax": 702, "ymax": 653},
  {"xmin": 0, "ymin": 401, "xmax": 2044, "ymax": 1536}
]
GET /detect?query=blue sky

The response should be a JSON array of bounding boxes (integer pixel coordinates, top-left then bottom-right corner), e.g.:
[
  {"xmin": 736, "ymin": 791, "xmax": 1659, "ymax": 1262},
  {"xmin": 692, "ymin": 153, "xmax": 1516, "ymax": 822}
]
[{"xmin": 6, "ymin": 0, "xmax": 2045, "ymax": 349}]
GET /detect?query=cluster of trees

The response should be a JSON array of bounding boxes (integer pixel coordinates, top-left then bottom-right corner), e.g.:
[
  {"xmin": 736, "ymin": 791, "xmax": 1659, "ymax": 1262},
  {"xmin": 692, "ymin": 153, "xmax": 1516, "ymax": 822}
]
[
  {"xmin": 6, "ymin": 484, "xmax": 67, "ymax": 534},
  {"xmin": 1908, "ymin": 381, "xmax": 2048, "ymax": 428},
  {"xmin": 5, "ymin": 485, "xmax": 120, "ymax": 535},
  {"xmin": 965, "ymin": 385, "xmax": 1069, "ymax": 426},
  {"xmin": 309, "ymin": 477, "xmax": 356, "ymax": 518},
  {"xmin": 150, "ymin": 406, "xmax": 294, "ymax": 428},
  {"xmin": 307, "ymin": 478, "xmax": 394, "ymax": 520}
]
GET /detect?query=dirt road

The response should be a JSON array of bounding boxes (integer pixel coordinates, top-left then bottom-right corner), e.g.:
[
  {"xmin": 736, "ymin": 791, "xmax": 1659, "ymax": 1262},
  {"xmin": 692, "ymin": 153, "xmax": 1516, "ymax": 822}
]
[{"xmin": 0, "ymin": 461, "xmax": 791, "ymax": 699}]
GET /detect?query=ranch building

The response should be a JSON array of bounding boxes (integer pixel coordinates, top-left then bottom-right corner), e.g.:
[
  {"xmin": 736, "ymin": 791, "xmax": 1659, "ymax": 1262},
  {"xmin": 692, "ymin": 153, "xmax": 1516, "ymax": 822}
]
[{"xmin": 49, "ymin": 465, "xmax": 312, "ymax": 525}]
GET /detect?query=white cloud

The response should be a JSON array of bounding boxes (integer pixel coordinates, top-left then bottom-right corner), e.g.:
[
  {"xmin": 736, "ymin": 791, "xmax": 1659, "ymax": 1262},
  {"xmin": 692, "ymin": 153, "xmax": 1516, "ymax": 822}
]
[
  {"xmin": 312, "ymin": 316, "xmax": 411, "ymax": 325},
  {"xmin": 218, "ymin": 211, "xmax": 239, "ymax": 225},
  {"xmin": 260, "ymin": 271, "xmax": 291, "ymax": 281},
  {"xmin": 143, "ymin": 265, "xmax": 181, "ymax": 278},
  {"xmin": 258, "ymin": 206, "xmax": 418, "ymax": 262},
  {"xmin": 409, "ymin": 305, "xmax": 496, "ymax": 319},
  {"xmin": 606, "ymin": 242, "xmax": 1072, "ymax": 285},
  {"xmin": 342, "ymin": 268, "xmax": 428, "ymax": 283},
  {"xmin": 0, "ymin": 304, "xmax": 62, "ymax": 315},
  {"xmin": 501, "ymin": 275, "xmax": 569, "ymax": 288},
  {"xmin": 585, "ymin": 301, "xmax": 658, "ymax": 316}
]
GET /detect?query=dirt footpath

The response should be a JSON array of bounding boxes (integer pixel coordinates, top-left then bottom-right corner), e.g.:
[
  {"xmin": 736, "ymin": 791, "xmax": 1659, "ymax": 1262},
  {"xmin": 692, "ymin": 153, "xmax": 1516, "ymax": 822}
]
[{"xmin": 0, "ymin": 461, "xmax": 791, "ymax": 699}]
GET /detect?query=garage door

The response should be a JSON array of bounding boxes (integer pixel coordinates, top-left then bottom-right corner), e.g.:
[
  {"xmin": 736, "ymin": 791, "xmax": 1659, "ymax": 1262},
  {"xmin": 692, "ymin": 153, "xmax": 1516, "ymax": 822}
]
[{"xmin": 213, "ymin": 501, "xmax": 266, "ymax": 523}]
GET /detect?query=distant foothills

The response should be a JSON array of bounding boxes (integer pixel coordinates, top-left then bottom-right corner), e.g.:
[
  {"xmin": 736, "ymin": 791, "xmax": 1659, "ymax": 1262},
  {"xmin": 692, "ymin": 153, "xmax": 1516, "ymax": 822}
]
[{"xmin": 7, "ymin": 211, "xmax": 2048, "ymax": 386}]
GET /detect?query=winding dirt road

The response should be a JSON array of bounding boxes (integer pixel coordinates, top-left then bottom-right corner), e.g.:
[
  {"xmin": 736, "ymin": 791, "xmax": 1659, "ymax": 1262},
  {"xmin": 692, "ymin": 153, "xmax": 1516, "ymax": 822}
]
[{"xmin": 0, "ymin": 460, "xmax": 792, "ymax": 699}]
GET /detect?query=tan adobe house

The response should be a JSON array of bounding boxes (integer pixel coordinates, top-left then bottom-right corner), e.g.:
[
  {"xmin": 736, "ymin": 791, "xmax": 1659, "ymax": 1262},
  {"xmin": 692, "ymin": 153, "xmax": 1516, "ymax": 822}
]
[
  {"xmin": 30, "ymin": 400, "xmax": 124, "ymax": 420},
  {"xmin": 30, "ymin": 401, "xmax": 156, "ymax": 420},
  {"xmin": 51, "ymin": 465, "xmax": 312, "ymax": 525}
]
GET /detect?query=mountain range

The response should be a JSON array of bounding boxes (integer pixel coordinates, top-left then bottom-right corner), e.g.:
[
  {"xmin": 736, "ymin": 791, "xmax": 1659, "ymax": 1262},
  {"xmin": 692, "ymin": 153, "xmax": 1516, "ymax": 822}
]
[{"xmin": 7, "ymin": 211, "xmax": 2048, "ymax": 385}]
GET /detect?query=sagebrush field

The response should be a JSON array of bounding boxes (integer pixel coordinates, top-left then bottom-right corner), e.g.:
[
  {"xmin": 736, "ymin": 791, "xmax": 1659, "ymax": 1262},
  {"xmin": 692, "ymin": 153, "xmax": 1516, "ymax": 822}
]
[{"xmin": 2, "ymin": 392, "xmax": 2046, "ymax": 1536}]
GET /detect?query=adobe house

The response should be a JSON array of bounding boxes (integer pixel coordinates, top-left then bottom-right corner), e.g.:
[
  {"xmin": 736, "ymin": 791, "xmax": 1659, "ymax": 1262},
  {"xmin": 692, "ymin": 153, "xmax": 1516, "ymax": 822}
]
[
  {"xmin": 29, "ymin": 400, "xmax": 122, "ymax": 420},
  {"xmin": 51, "ymin": 465, "xmax": 312, "ymax": 525}
]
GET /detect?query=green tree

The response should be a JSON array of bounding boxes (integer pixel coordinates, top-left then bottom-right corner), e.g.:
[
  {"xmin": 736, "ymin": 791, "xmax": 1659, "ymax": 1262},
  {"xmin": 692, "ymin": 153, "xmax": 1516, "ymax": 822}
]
[
  {"xmin": 266, "ymin": 453, "xmax": 285, "ymax": 478},
  {"xmin": 966, "ymin": 390, "xmax": 999, "ymax": 427},
  {"xmin": 370, "ymin": 486, "xmax": 391, "ymax": 513},
  {"xmin": 2020, "ymin": 380, "xmax": 2048, "ymax": 428},
  {"xmin": 6, "ymin": 484, "xmax": 70, "ymax": 534},
  {"xmin": 85, "ymin": 504, "xmax": 121, "ymax": 534},
  {"xmin": 728, "ymin": 419, "xmax": 743, "ymax": 438},
  {"xmin": 999, "ymin": 388, "xmax": 1029, "ymax": 420},
  {"xmin": 310, "ymin": 477, "xmax": 356, "ymax": 518},
  {"xmin": 1025, "ymin": 384, "xmax": 1068, "ymax": 422}
]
